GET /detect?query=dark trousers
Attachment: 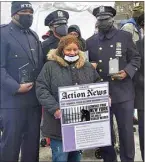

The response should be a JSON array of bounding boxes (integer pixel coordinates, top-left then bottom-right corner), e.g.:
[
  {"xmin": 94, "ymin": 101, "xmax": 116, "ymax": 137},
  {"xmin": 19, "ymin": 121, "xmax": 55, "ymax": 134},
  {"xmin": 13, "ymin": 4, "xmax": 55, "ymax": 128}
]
[
  {"xmin": 101, "ymin": 100, "xmax": 135, "ymax": 162},
  {"xmin": 138, "ymin": 109, "xmax": 144, "ymax": 161},
  {"xmin": 0, "ymin": 107, "xmax": 41, "ymax": 162}
]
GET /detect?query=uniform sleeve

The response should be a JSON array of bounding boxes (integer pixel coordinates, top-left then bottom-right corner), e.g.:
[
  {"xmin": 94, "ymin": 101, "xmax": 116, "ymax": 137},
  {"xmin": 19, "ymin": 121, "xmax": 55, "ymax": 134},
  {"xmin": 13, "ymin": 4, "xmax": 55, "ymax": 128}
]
[
  {"xmin": 39, "ymin": 41, "xmax": 45, "ymax": 66},
  {"xmin": 123, "ymin": 33, "xmax": 141, "ymax": 79},
  {"xmin": 1, "ymin": 38, "xmax": 20, "ymax": 94},
  {"xmin": 42, "ymin": 41, "xmax": 50, "ymax": 63},
  {"xmin": 86, "ymin": 39, "xmax": 98, "ymax": 63},
  {"xmin": 36, "ymin": 63, "xmax": 59, "ymax": 115}
]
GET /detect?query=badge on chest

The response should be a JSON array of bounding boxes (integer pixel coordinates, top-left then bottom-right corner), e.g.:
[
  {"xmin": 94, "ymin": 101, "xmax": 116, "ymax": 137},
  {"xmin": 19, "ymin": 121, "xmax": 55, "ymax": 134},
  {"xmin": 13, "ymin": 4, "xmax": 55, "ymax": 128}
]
[{"xmin": 115, "ymin": 42, "xmax": 122, "ymax": 57}]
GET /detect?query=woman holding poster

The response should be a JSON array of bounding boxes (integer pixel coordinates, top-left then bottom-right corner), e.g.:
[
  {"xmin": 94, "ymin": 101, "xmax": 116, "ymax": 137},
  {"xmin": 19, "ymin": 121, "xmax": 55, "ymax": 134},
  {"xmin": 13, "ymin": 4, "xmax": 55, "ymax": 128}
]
[{"xmin": 36, "ymin": 35, "xmax": 100, "ymax": 162}]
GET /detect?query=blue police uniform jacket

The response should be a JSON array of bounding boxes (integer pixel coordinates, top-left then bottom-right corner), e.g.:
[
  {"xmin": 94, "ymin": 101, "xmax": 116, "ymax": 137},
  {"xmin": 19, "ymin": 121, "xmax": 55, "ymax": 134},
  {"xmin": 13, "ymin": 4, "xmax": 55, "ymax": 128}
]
[
  {"xmin": 0, "ymin": 22, "xmax": 44, "ymax": 109},
  {"xmin": 86, "ymin": 27, "xmax": 141, "ymax": 103}
]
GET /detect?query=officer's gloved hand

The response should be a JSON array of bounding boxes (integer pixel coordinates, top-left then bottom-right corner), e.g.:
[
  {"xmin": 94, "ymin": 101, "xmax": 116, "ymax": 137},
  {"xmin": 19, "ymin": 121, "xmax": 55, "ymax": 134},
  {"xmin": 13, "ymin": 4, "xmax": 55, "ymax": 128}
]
[{"xmin": 17, "ymin": 82, "xmax": 34, "ymax": 93}]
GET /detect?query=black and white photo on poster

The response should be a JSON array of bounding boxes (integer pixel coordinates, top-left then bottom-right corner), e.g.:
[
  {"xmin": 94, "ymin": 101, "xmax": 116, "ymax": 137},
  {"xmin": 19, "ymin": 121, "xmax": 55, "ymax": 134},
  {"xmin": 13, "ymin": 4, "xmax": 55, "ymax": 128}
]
[{"xmin": 61, "ymin": 101, "xmax": 109, "ymax": 125}]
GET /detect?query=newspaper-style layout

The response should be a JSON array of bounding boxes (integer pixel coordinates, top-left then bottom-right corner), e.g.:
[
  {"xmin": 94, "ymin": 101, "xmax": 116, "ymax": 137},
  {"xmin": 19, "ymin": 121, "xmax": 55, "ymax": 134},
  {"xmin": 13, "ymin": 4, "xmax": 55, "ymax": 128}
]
[{"xmin": 58, "ymin": 82, "xmax": 111, "ymax": 152}]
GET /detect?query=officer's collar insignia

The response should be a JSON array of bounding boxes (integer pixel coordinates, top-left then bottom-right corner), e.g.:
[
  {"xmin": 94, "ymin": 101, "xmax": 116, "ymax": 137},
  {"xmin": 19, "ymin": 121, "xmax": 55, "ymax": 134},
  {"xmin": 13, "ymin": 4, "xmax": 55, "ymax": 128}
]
[
  {"xmin": 57, "ymin": 11, "xmax": 64, "ymax": 17},
  {"xmin": 99, "ymin": 6, "xmax": 105, "ymax": 13}
]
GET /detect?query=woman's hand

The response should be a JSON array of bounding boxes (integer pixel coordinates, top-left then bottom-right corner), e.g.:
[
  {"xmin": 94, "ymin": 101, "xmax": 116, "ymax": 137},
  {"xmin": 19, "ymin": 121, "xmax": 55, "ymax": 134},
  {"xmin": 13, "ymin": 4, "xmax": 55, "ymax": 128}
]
[{"xmin": 54, "ymin": 109, "xmax": 61, "ymax": 119}]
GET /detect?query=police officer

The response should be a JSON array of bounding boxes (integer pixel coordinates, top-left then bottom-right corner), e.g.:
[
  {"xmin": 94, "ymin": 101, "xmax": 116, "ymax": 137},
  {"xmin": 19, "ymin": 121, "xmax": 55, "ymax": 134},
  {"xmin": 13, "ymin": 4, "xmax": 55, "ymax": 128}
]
[
  {"xmin": 86, "ymin": 6, "xmax": 141, "ymax": 162},
  {"xmin": 0, "ymin": 2, "xmax": 44, "ymax": 162},
  {"xmin": 42, "ymin": 10, "xmax": 69, "ymax": 62}
]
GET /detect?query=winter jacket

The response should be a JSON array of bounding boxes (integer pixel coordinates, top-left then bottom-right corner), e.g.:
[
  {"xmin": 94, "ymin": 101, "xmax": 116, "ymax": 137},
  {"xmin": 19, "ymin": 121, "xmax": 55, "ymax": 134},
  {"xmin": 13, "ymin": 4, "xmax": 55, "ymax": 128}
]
[
  {"xmin": 36, "ymin": 49, "xmax": 100, "ymax": 139},
  {"xmin": 121, "ymin": 18, "xmax": 141, "ymax": 43}
]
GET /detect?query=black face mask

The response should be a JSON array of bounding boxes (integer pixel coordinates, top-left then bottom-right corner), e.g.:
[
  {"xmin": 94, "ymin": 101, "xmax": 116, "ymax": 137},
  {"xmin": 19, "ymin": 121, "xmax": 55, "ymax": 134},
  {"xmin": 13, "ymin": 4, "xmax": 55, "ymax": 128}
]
[
  {"xmin": 18, "ymin": 14, "xmax": 33, "ymax": 29},
  {"xmin": 97, "ymin": 17, "xmax": 114, "ymax": 33},
  {"xmin": 55, "ymin": 24, "xmax": 68, "ymax": 36}
]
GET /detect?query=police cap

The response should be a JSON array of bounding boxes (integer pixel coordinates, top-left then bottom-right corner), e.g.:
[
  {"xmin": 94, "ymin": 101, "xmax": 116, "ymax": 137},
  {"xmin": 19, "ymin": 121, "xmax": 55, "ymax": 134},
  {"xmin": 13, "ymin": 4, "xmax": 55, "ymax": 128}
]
[
  {"xmin": 45, "ymin": 10, "xmax": 69, "ymax": 26},
  {"xmin": 93, "ymin": 6, "xmax": 116, "ymax": 20}
]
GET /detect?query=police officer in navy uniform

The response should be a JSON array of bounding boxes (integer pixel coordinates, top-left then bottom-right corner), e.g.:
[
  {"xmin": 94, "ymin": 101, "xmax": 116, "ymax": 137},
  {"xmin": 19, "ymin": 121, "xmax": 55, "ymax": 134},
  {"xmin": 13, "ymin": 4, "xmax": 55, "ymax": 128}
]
[
  {"xmin": 0, "ymin": 2, "xmax": 44, "ymax": 162},
  {"xmin": 42, "ymin": 10, "xmax": 69, "ymax": 62},
  {"xmin": 86, "ymin": 6, "xmax": 141, "ymax": 162}
]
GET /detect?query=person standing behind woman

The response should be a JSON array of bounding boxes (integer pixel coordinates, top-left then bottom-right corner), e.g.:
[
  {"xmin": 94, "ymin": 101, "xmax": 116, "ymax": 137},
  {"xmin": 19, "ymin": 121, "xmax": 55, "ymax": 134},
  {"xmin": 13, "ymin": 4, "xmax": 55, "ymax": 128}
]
[
  {"xmin": 36, "ymin": 35, "xmax": 100, "ymax": 162},
  {"xmin": 42, "ymin": 10, "xmax": 69, "ymax": 62},
  {"xmin": 68, "ymin": 25, "xmax": 86, "ymax": 51},
  {"xmin": 134, "ymin": 13, "xmax": 144, "ymax": 161}
]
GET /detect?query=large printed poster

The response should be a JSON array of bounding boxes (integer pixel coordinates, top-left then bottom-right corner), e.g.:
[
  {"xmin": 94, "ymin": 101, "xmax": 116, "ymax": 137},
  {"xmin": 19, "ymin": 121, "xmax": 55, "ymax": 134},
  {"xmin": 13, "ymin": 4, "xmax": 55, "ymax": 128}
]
[{"xmin": 58, "ymin": 82, "xmax": 111, "ymax": 152}]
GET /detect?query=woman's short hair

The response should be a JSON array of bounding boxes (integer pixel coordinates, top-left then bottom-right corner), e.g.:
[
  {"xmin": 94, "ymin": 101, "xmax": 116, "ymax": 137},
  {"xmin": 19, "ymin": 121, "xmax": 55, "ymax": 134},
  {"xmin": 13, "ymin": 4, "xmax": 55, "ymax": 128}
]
[{"xmin": 57, "ymin": 35, "xmax": 81, "ymax": 55}]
